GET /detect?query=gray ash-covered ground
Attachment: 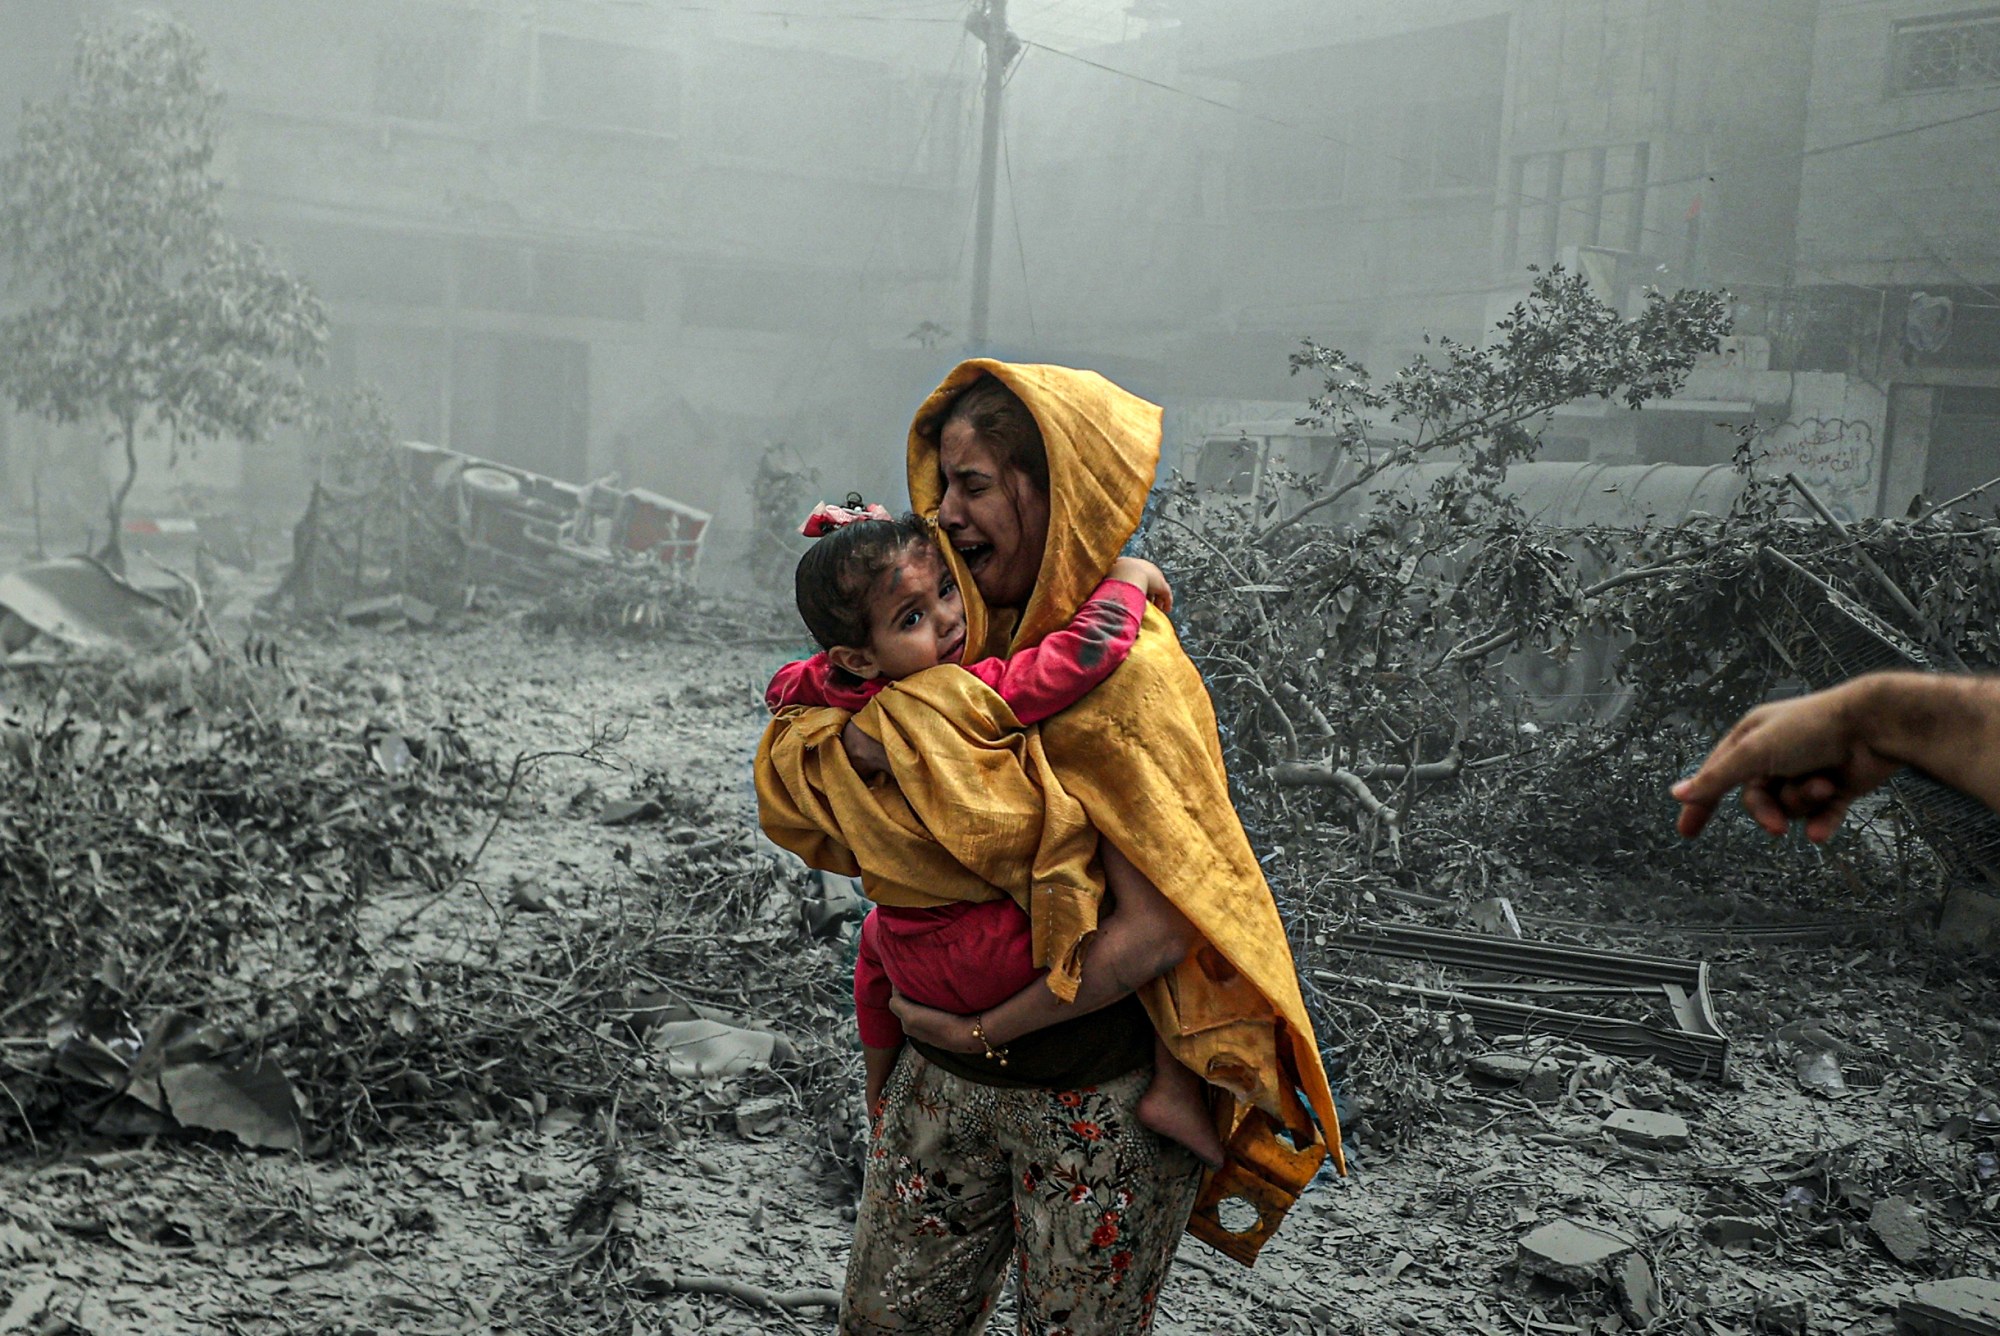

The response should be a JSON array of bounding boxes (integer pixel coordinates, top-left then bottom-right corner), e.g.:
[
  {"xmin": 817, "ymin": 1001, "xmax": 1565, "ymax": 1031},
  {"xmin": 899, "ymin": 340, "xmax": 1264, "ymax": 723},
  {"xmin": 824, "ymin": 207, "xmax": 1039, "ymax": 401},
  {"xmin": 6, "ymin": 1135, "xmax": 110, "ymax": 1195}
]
[{"xmin": 1, "ymin": 615, "xmax": 1996, "ymax": 1335}]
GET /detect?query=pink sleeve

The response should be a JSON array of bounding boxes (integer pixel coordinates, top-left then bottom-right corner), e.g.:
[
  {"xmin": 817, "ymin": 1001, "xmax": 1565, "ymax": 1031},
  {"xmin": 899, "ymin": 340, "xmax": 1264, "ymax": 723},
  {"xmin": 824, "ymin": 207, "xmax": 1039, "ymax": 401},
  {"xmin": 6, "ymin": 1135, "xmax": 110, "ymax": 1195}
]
[
  {"xmin": 853, "ymin": 911, "xmax": 903, "ymax": 1050},
  {"xmin": 765, "ymin": 654, "xmax": 884, "ymax": 714},
  {"xmin": 765, "ymin": 656, "xmax": 831, "ymax": 711},
  {"xmin": 962, "ymin": 578, "xmax": 1147, "ymax": 725}
]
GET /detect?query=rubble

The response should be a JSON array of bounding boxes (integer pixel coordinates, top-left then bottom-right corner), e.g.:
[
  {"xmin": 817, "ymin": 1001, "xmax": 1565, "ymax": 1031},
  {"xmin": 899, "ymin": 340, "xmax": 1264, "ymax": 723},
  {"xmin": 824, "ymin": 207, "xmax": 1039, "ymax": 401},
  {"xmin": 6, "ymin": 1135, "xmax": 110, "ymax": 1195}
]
[
  {"xmin": 1602, "ymin": 1108, "xmax": 1691, "ymax": 1151},
  {"xmin": 1755, "ymin": 1290, "xmax": 1814, "ymax": 1335},
  {"xmin": 1515, "ymin": 1220, "xmax": 1636, "ymax": 1287},
  {"xmin": 1327, "ymin": 922, "xmax": 1730, "ymax": 1077},
  {"xmin": 0, "ymin": 556, "xmax": 184, "ymax": 657},
  {"xmin": 1615, "ymin": 1252, "xmax": 1660, "ymax": 1327},
  {"xmin": 340, "ymin": 592, "xmax": 438, "ymax": 629},
  {"xmin": 1467, "ymin": 1051, "xmax": 1564, "ymax": 1103},
  {"xmin": 1704, "ymin": 1216, "xmax": 1781, "ymax": 1251},
  {"xmin": 1871, "ymin": 1196, "xmax": 1932, "ymax": 1265},
  {"xmin": 1899, "ymin": 1278, "xmax": 2000, "ymax": 1336}
]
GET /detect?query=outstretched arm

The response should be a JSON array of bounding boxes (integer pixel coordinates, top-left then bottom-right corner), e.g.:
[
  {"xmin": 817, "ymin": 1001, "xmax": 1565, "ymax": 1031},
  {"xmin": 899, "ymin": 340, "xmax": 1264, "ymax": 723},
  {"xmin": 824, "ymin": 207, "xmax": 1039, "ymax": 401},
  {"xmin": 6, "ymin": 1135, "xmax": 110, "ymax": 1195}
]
[
  {"xmin": 1673, "ymin": 671, "xmax": 2000, "ymax": 842},
  {"xmin": 888, "ymin": 842, "xmax": 1197, "ymax": 1051}
]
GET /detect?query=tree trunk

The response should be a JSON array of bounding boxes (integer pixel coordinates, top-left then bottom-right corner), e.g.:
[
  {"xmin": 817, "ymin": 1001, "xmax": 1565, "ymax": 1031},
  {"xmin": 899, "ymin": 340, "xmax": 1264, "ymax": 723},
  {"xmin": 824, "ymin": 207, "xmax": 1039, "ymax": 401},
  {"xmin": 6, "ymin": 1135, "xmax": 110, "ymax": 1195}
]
[{"xmin": 103, "ymin": 415, "xmax": 138, "ymax": 573}]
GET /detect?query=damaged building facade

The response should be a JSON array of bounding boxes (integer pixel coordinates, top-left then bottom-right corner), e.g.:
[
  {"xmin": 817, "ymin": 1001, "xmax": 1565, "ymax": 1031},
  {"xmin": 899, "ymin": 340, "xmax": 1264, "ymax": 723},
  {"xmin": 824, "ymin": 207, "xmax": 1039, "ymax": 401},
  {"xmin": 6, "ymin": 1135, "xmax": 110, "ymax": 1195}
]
[
  {"xmin": 1003, "ymin": 0, "xmax": 2000, "ymax": 520},
  {"xmin": 0, "ymin": 0, "xmax": 978, "ymax": 563}
]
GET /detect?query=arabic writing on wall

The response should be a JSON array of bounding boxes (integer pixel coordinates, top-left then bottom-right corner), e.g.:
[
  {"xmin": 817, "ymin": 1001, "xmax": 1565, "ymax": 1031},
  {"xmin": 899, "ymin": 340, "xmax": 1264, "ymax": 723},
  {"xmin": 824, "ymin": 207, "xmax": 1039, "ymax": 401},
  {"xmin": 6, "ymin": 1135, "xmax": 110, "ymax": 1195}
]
[{"xmin": 1762, "ymin": 416, "xmax": 1877, "ymax": 520}]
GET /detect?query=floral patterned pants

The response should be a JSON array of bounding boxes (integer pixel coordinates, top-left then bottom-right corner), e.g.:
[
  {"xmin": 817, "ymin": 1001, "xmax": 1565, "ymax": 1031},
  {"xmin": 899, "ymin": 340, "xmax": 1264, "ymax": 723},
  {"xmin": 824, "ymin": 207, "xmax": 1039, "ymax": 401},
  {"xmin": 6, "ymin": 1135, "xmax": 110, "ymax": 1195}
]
[{"xmin": 840, "ymin": 1048, "xmax": 1203, "ymax": 1336}]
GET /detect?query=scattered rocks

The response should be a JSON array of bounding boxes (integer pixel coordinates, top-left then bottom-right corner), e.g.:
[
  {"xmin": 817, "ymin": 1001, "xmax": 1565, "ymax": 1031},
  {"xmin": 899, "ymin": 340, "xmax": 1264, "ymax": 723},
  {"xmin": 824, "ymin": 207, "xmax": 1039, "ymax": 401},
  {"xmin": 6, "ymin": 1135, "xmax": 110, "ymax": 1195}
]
[
  {"xmin": 1602, "ymin": 1108, "xmax": 1690, "ymax": 1151},
  {"xmin": 1871, "ymin": 1196, "xmax": 1932, "ymax": 1265},
  {"xmin": 1516, "ymin": 1220, "xmax": 1636, "ymax": 1287},
  {"xmin": 1899, "ymin": 1277, "xmax": 2000, "ymax": 1336}
]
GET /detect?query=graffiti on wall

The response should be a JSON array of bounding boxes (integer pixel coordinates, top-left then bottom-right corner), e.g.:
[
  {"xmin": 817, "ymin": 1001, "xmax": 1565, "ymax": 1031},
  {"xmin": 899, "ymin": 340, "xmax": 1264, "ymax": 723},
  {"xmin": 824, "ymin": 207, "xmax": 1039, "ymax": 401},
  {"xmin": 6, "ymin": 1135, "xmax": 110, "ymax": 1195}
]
[{"xmin": 1761, "ymin": 415, "xmax": 1878, "ymax": 520}]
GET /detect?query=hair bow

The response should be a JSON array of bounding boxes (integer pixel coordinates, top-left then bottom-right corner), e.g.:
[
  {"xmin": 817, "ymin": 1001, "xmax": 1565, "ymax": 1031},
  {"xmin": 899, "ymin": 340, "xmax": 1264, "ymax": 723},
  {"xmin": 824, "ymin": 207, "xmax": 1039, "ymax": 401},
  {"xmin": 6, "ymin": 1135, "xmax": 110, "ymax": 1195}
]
[{"xmin": 800, "ymin": 499, "xmax": 892, "ymax": 537}]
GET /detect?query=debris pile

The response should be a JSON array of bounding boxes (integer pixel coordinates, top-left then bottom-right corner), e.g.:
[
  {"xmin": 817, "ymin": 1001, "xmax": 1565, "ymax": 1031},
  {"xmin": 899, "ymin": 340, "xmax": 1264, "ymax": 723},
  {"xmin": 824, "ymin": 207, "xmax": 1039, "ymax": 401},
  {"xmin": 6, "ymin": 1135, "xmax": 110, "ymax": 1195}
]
[{"xmin": 0, "ymin": 646, "xmax": 845, "ymax": 1169}]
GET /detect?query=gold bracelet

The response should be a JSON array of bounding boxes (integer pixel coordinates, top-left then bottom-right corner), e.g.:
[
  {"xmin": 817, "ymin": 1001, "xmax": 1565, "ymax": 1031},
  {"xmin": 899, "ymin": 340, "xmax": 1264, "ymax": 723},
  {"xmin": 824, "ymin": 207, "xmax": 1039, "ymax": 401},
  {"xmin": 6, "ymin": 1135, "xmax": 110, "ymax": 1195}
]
[{"xmin": 969, "ymin": 1015, "xmax": 1009, "ymax": 1067}]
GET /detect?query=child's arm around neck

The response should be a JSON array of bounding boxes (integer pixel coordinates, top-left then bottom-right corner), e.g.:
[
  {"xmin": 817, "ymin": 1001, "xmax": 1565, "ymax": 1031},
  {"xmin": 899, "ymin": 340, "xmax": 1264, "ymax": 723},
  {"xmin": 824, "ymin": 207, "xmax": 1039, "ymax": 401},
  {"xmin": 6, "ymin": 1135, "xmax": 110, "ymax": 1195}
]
[{"xmin": 959, "ymin": 563, "xmax": 1157, "ymax": 725}]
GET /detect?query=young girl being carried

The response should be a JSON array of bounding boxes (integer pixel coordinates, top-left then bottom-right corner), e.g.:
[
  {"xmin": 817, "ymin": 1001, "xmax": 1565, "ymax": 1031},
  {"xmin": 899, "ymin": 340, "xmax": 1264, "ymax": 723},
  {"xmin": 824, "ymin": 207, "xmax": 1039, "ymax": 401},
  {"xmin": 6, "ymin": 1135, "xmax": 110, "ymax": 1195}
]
[{"xmin": 765, "ymin": 500, "xmax": 1226, "ymax": 1169}]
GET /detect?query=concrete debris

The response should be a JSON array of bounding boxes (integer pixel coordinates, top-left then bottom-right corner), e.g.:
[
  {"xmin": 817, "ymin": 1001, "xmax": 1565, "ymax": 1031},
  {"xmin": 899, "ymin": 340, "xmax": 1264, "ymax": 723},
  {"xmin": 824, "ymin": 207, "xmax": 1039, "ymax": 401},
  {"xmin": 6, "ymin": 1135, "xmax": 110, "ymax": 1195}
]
[
  {"xmin": 1516, "ymin": 1219, "xmax": 1635, "ymax": 1287},
  {"xmin": 1871, "ymin": 1195, "xmax": 1932, "ymax": 1265},
  {"xmin": 1899, "ymin": 1277, "xmax": 2000, "ymax": 1336},
  {"xmin": 1602, "ymin": 1108, "xmax": 1691, "ymax": 1151},
  {"xmin": 0, "ymin": 556, "xmax": 183, "ymax": 656},
  {"xmin": 341, "ymin": 593, "xmax": 438, "ymax": 628},
  {"xmin": 1795, "ymin": 1048, "xmax": 1848, "ymax": 1098},
  {"xmin": 1642, "ymin": 1207, "xmax": 1693, "ymax": 1236},
  {"xmin": 598, "ymin": 797, "xmax": 666, "ymax": 826},
  {"xmin": 1467, "ymin": 1051, "xmax": 1564, "ymax": 1102},
  {"xmin": 1468, "ymin": 896, "xmax": 1522, "ymax": 938},
  {"xmin": 1755, "ymin": 1291, "xmax": 1813, "ymax": 1335},
  {"xmin": 1615, "ymin": 1252, "xmax": 1659, "ymax": 1328},
  {"xmin": 1703, "ymin": 1215, "xmax": 1779, "ymax": 1251}
]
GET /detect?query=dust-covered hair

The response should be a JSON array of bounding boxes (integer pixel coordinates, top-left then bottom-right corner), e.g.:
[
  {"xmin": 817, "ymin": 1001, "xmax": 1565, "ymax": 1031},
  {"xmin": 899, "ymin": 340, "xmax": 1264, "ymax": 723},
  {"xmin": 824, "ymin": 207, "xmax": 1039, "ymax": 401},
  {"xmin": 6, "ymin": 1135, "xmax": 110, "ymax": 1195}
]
[
  {"xmin": 794, "ymin": 511, "xmax": 935, "ymax": 651},
  {"xmin": 924, "ymin": 374, "xmax": 1049, "ymax": 494}
]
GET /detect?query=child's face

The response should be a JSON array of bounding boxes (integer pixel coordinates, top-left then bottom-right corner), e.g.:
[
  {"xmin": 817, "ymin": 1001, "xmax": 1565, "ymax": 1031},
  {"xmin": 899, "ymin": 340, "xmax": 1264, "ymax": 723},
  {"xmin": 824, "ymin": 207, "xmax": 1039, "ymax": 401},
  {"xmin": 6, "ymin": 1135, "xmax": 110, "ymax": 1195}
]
[{"xmin": 830, "ymin": 542, "xmax": 967, "ymax": 682}]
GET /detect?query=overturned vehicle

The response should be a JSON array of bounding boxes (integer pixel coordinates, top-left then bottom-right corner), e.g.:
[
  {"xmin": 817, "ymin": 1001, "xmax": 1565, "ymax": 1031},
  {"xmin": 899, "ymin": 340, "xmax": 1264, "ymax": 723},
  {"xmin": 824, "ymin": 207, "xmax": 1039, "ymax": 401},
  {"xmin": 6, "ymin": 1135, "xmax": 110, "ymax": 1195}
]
[{"xmin": 273, "ymin": 441, "xmax": 710, "ymax": 622}]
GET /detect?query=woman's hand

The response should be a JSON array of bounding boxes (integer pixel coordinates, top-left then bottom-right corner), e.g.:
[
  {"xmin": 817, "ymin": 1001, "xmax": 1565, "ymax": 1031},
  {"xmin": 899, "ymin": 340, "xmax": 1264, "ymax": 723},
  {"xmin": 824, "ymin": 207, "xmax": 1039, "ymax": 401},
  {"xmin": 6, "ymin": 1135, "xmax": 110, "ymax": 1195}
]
[
  {"xmin": 841, "ymin": 720, "xmax": 891, "ymax": 779},
  {"xmin": 887, "ymin": 992, "xmax": 983, "ymax": 1054},
  {"xmin": 1109, "ymin": 556, "xmax": 1173, "ymax": 615}
]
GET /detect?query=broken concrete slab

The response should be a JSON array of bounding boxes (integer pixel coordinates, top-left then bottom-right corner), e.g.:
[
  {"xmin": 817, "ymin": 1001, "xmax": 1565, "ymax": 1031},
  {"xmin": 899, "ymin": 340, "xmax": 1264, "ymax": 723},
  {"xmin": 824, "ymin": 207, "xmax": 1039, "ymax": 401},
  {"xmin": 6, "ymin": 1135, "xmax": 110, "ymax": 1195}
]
[
  {"xmin": 1615, "ymin": 1253, "xmax": 1659, "ymax": 1328},
  {"xmin": 1899, "ymin": 1277, "xmax": 2000, "ymax": 1336},
  {"xmin": 1603, "ymin": 1108, "xmax": 1690, "ymax": 1151},
  {"xmin": 1871, "ymin": 1195, "xmax": 1932, "ymax": 1265},
  {"xmin": 0, "ymin": 556, "xmax": 182, "ymax": 656},
  {"xmin": 1516, "ymin": 1220, "xmax": 1635, "ymax": 1287},
  {"xmin": 1466, "ymin": 1051, "xmax": 1565, "ymax": 1102}
]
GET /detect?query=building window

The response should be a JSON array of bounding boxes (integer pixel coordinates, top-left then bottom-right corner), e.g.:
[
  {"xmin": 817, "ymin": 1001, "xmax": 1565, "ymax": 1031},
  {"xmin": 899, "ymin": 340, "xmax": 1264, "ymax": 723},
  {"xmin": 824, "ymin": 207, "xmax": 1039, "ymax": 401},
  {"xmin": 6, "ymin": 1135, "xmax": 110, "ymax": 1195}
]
[
  {"xmin": 536, "ymin": 33, "xmax": 678, "ymax": 135},
  {"xmin": 1506, "ymin": 142, "xmax": 1650, "ymax": 271},
  {"xmin": 1399, "ymin": 97, "xmax": 1500, "ymax": 195},
  {"xmin": 1892, "ymin": 12, "xmax": 2000, "ymax": 93},
  {"xmin": 458, "ymin": 241, "xmax": 647, "ymax": 322},
  {"xmin": 372, "ymin": 7, "xmax": 486, "ymax": 123}
]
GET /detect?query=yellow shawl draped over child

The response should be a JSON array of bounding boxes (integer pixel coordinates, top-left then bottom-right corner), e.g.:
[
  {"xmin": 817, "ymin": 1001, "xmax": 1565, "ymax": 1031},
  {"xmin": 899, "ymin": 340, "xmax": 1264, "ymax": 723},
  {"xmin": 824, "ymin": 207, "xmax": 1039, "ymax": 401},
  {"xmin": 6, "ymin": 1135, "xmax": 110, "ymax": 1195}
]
[{"xmin": 755, "ymin": 360, "xmax": 1344, "ymax": 1185}]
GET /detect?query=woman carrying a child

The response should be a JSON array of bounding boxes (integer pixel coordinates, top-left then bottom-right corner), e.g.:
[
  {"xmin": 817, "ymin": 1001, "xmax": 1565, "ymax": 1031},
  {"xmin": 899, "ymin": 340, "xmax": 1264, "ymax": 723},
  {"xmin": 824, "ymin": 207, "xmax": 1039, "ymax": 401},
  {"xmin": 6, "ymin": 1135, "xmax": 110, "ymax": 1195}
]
[{"xmin": 757, "ymin": 363, "xmax": 1342, "ymax": 1334}]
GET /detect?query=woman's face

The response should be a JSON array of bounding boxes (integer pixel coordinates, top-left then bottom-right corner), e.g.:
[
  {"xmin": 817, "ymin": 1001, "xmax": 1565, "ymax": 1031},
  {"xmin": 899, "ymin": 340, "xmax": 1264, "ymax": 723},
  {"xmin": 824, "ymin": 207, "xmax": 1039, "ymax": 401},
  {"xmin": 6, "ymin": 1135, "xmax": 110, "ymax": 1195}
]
[{"xmin": 935, "ymin": 418, "xmax": 1050, "ymax": 611}]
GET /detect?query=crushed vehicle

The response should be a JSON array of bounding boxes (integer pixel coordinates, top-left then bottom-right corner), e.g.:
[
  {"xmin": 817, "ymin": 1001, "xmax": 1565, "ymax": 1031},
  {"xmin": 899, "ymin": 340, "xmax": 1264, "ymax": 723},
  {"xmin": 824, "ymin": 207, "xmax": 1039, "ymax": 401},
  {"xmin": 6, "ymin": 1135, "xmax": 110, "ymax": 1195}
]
[{"xmin": 273, "ymin": 441, "xmax": 711, "ymax": 620}]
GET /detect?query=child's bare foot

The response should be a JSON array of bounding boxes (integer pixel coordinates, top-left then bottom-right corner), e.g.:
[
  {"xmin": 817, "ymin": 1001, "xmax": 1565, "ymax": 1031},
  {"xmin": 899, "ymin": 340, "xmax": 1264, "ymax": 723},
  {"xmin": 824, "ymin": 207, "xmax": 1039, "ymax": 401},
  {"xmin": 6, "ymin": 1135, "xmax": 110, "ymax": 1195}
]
[{"xmin": 1138, "ymin": 1068, "xmax": 1226, "ymax": 1170}]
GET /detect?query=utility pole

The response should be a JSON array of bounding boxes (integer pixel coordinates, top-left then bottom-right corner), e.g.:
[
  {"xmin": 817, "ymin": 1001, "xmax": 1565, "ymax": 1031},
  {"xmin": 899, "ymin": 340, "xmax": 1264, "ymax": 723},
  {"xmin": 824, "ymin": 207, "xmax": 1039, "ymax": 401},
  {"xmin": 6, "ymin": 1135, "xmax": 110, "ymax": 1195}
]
[{"xmin": 967, "ymin": 0, "xmax": 1014, "ymax": 349}]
